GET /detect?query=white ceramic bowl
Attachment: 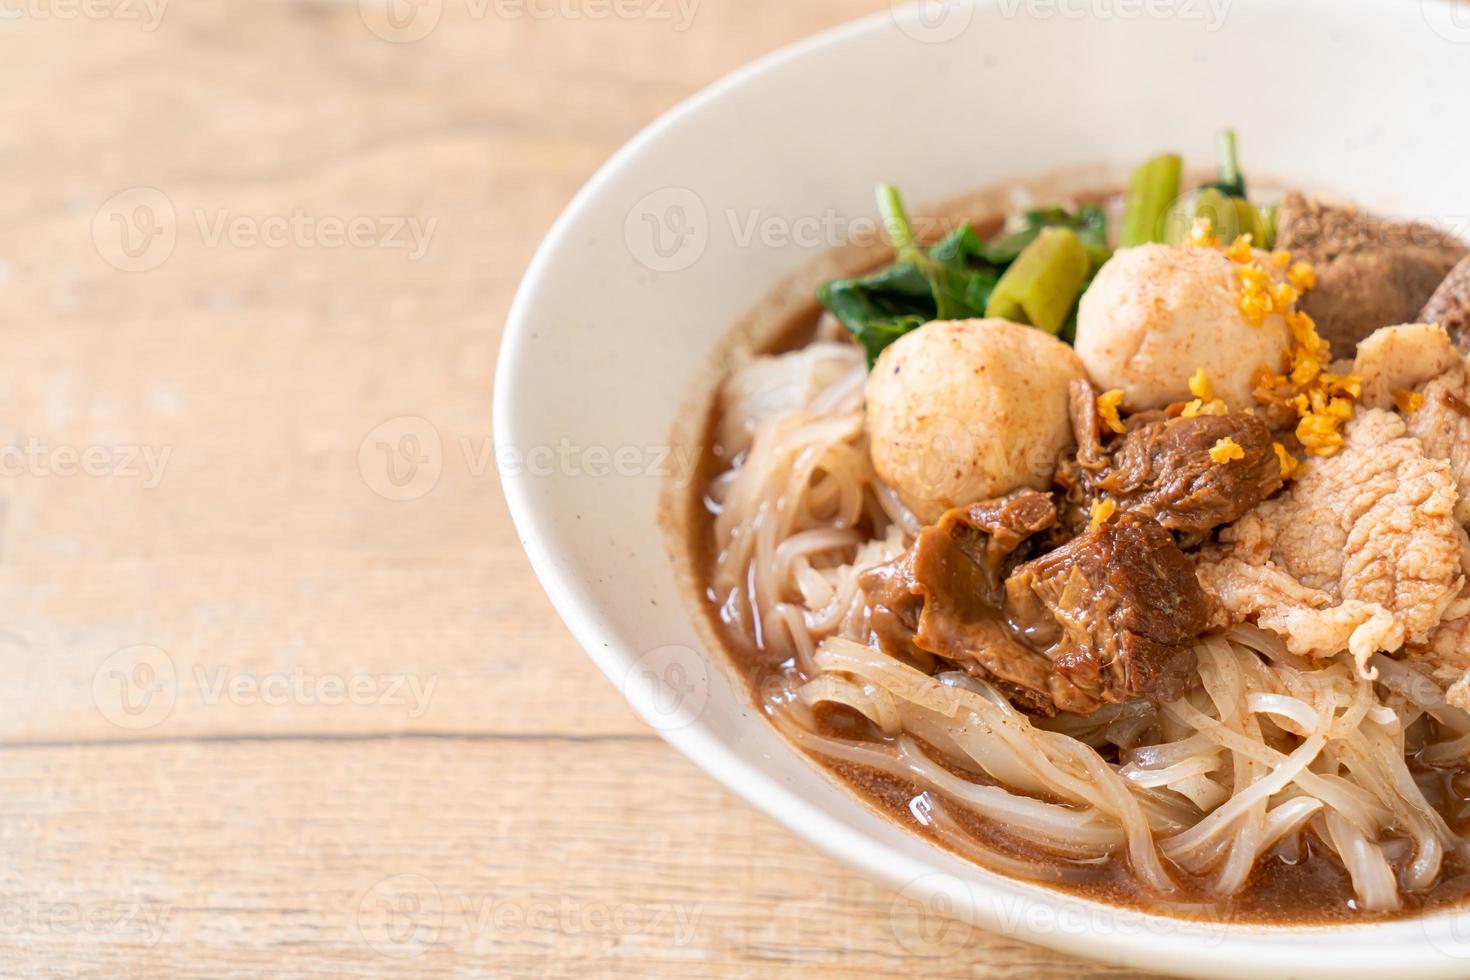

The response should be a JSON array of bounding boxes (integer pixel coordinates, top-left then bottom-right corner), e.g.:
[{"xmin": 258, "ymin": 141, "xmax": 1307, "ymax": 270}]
[{"xmin": 496, "ymin": 2, "xmax": 1470, "ymax": 975}]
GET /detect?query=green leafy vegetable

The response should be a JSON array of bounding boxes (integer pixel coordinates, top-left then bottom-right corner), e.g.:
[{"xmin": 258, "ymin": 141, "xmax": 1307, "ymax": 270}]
[
  {"xmin": 1198, "ymin": 129, "xmax": 1246, "ymax": 198},
  {"xmin": 1256, "ymin": 203, "xmax": 1278, "ymax": 250},
  {"xmin": 978, "ymin": 205, "xmax": 1111, "ymax": 270},
  {"xmin": 976, "ymin": 208, "xmax": 1110, "ymax": 343},
  {"xmin": 817, "ymin": 185, "xmax": 1110, "ymax": 366},
  {"xmin": 817, "ymin": 185, "xmax": 998, "ymax": 365},
  {"xmin": 1119, "ymin": 152, "xmax": 1182, "ymax": 247},
  {"xmin": 1162, "ymin": 129, "xmax": 1274, "ymax": 248},
  {"xmin": 1163, "ymin": 188, "xmax": 1272, "ymax": 248},
  {"xmin": 985, "ymin": 227, "xmax": 1089, "ymax": 335},
  {"xmin": 817, "ymin": 261, "xmax": 935, "ymax": 366}
]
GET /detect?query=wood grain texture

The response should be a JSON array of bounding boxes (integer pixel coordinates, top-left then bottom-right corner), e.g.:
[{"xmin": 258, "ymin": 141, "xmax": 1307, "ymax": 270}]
[{"xmin": 0, "ymin": 0, "xmax": 1160, "ymax": 974}]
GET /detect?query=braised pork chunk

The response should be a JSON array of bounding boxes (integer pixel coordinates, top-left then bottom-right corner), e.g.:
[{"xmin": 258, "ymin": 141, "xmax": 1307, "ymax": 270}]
[{"xmin": 861, "ymin": 495, "xmax": 1205, "ymax": 716}]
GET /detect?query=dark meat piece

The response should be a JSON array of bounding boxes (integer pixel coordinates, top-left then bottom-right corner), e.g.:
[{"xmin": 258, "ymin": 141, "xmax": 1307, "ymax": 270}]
[
  {"xmin": 1004, "ymin": 513, "xmax": 1206, "ymax": 709},
  {"xmin": 860, "ymin": 490, "xmax": 1058, "ymax": 709},
  {"xmin": 1276, "ymin": 191, "xmax": 1468, "ymax": 353},
  {"xmin": 1050, "ymin": 453, "xmax": 1094, "ymax": 542},
  {"xmin": 1104, "ymin": 413, "xmax": 1282, "ymax": 535},
  {"xmin": 906, "ymin": 496, "xmax": 1067, "ymax": 715},
  {"xmin": 1068, "ymin": 380, "xmax": 1282, "ymax": 535},
  {"xmin": 860, "ymin": 493, "xmax": 1206, "ymax": 716},
  {"xmin": 1070, "ymin": 377, "xmax": 1107, "ymax": 470},
  {"xmin": 1420, "ymin": 254, "xmax": 1470, "ymax": 355},
  {"xmin": 924, "ymin": 488, "xmax": 1061, "ymax": 596}
]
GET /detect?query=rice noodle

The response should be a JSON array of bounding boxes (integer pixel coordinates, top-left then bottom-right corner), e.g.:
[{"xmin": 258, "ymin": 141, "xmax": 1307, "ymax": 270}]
[
  {"xmin": 1261, "ymin": 797, "xmax": 1325, "ymax": 853},
  {"xmin": 1373, "ymin": 654, "xmax": 1470, "ymax": 734},
  {"xmin": 1125, "ymin": 733, "xmax": 1220, "ymax": 769},
  {"xmin": 1161, "ymin": 735, "xmax": 1326, "ymax": 861},
  {"xmin": 768, "ymin": 709, "xmax": 1124, "ymax": 854},
  {"xmin": 1325, "ymin": 811, "xmax": 1401, "ymax": 912},
  {"xmin": 1171, "ymin": 699, "xmax": 1392, "ymax": 834},
  {"xmin": 926, "ymin": 799, "xmax": 1102, "ymax": 884},
  {"xmin": 704, "ymin": 343, "xmax": 1470, "ymax": 914},
  {"xmin": 1247, "ymin": 693, "xmax": 1321, "ymax": 736},
  {"xmin": 1227, "ymin": 622, "xmax": 1294, "ymax": 663},
  {"xmin": 1120, "ymin": 756, "xmax": 1219, "ymax": 789},
  {"xmin": 1171, "ymin": 774, "xmax": 1230, "ymax": 813},
  {"xmin": 797, "ymin": 674, "xmax": 901, "ymax": 736},
  {"xmin": 1423, "ymin": 731, "xmax": 1470, "ymax": 765}
]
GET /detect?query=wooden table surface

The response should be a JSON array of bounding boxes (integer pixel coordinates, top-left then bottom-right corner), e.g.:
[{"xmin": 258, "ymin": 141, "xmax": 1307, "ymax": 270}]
[{"xmin": 0, "ymin": 1, "xmax": 1163, "ymax": 975}]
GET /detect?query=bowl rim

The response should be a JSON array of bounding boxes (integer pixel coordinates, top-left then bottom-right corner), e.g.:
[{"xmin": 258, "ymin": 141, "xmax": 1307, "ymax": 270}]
[{"xmin": 494, "ymin": 3, "xmax": 1470, "ymax": 975}]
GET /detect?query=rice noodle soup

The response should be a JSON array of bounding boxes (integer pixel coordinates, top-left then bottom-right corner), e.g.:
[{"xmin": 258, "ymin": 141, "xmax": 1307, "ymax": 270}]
[{"xmin": 684, "ymin": 134, "xmax": 1470, "ymax": 922}]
